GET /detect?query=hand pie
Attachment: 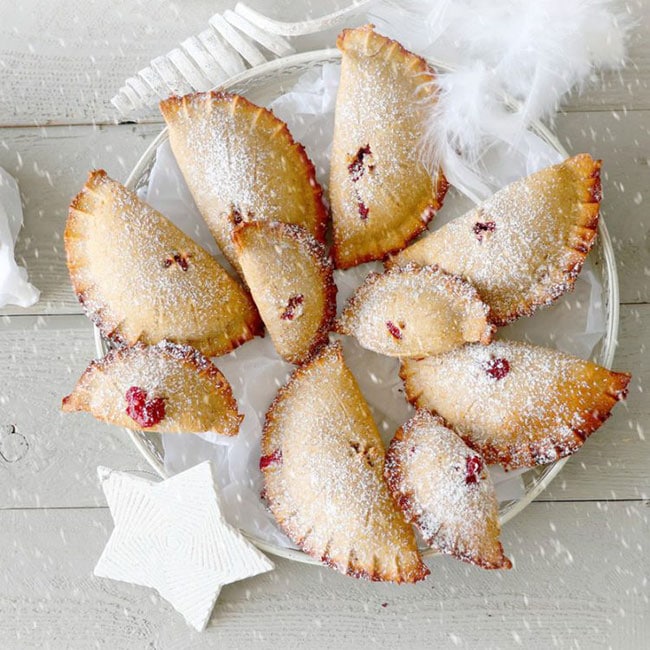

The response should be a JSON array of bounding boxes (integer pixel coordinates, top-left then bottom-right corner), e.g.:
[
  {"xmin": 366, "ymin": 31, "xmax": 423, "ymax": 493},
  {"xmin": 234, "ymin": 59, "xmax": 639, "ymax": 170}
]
[
  {"xmin": 401, "ymin": 341, "xmax": 630, "ymax": 470},
  {"xmin": 389, "ymin": 154, "xmax": 601, "ymax": 325},
  {"xmin": 385, "ymin": 410, "xmax": 511, "ymax": 570},
  {"xmin": 62, "ymin": 341, "xmax": 242, "ymax": 435},
  {"xmin": 261, "ymin": 343, "xmax": 428, "ymax": 583},
  {"xmin": 329, "ymin": 25, "xmax": 448, "ymax": 269},
  {"xmin": 233, "ymin": 221, "xmax": 336, "ymax": 365},
  {"xmin": 335, "ymin": 264, "xmax": 493, "ymax": 357},
  {"xmin": 65, "ymin": 170, "xmax": 261, "ymax": 357},
  {"xmin": 160, "ymin": 92, "xmax": 327, "ymax": 275}
]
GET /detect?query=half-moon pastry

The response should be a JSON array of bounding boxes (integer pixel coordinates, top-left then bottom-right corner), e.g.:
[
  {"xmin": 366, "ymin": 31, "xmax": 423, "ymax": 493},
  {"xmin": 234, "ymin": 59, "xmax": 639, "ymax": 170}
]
[
  {"xmin": 65, "ymin": 170, "xmax": 261, "ymax": 357},
  {"xmin": 160, "ymin": 92, "xmax": 327, "ymax": 275},
  {"xmin": 401, "ymin": 340, "xmax": 630, "ymax": 470},
  {"xmin": 335, "ymin": 264, "xmax": 493, "ymax": 357},
  {"xmin": 390, "ymin": 154, "xmax": 601, "ymax": 325},
  {"xmin": 233, "ymin": 221, "xmax": 336, "ymax": 364},
  {"xmin": 329, "ymin": 24, "xmax": 448, "ymax": 269},
  {"xmin": 385, "ymin": 410, "xmax": 511, "ymax": 569},
  {"xmin": 62, "ymin": 341, "xmax": 242, "ymax": 435},
  {"xmin": 261, "ymin": 342, "xmax": 428, "ymax": 582}
]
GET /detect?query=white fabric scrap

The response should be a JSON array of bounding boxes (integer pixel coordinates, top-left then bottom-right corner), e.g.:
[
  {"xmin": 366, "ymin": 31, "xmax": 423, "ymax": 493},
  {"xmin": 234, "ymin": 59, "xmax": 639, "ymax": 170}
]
[{"xmin": 0, "ymin": 168, "xmax": 39, "ymax": 307}]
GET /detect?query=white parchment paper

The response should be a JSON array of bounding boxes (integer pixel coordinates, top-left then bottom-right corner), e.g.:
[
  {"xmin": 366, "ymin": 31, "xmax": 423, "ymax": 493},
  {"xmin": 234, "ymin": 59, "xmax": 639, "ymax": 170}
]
[{"xmin": 138, "ymin": 63, "xmax": 606, "ymax": 548}]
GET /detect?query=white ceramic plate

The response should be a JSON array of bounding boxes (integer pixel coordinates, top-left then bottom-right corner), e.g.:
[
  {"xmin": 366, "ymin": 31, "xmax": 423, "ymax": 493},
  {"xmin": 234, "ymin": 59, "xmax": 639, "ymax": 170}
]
[{"xmin": 96, "ymin": 49, "xmax": 620, "ymax": 564}]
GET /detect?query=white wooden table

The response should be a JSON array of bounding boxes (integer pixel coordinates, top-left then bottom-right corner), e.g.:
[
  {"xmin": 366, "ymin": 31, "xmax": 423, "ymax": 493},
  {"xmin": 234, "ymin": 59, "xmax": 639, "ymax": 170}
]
[{"xmin": 1, "ymin": 1, "xmax": 648, "ymax": 647}]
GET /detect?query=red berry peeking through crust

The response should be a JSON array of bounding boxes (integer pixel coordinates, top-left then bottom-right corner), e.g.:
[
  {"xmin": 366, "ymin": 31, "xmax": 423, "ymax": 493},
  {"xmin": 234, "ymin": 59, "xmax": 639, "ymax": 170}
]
[
  {"xmin": 473, "ymin": 221, "xmax": 496, "ymax": 242},
  {"xmin": 465, "ymin": 455, "xmax": 484, "ymax": 485},
  {"xmin": 280, "ymin": 294, "xmax": 305, "ymax": 321},
  {"xmin": 259, "ymin": 449, "xmax": 283, "ymax": 470},
  {"xmin": 348, "ymin": 144, "xmax": 372, "ymax": 182},
  {"xmin": 386, "ymin": 320, "xmax": 403, "ymax": 340},
  {"xmin": 483, "ymin": 357, "xmax": 510, "ymax": 380},
  {"xmin": 125, "ymin": 386, "xmax": 166, "ymax": 428}
]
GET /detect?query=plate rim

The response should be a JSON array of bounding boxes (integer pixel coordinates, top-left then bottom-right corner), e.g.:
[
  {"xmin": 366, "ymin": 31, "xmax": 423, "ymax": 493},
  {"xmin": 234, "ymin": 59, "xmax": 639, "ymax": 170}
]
[{"xmin": 104, "ymin": 47, "xmax": 620, "ymax": 565}]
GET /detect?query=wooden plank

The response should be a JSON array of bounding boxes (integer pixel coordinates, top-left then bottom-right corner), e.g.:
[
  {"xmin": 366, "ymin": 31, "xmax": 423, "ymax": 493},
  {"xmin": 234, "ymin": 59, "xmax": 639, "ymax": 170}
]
[
  {"xmin": 0, "ymin": 109, "xmax": 647, "ymax": 318},
  {"xmin": 542, "ymin": 302, "xmax": 647, "ymax": 501},
  {"xmin": 0, "ymin": 502, "xmax": 646, "ymax": 647},
  {"xmin": 0, "ymin": 0, "xmax": 228, "ymax": 126},
  {"xmin": 0, "ymin": 0, "xmax": 648, "ymax": 128},
  {"xmin": 555, "ymin": 110, "xmax": 650, "ymax": 305},
  {"xmin": 0, "ymin": 310, "xmax": 644, "ymax": 510},
  {"xmin": 0, "ymin": 315, "xmax": 148, "ymax": 509}
]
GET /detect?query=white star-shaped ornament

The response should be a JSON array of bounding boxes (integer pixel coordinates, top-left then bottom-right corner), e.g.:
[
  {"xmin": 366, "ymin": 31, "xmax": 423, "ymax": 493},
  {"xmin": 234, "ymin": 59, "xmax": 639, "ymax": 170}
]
[{"xmin": 94, "ymin": 461, "xmax": 274, "ymax": 631}]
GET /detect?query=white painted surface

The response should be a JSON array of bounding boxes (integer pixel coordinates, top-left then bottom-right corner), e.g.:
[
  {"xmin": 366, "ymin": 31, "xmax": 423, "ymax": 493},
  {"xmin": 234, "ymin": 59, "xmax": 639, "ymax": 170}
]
[{"xmin": 0, "ymin": 1, "xmax": 647, "ymax": 647}]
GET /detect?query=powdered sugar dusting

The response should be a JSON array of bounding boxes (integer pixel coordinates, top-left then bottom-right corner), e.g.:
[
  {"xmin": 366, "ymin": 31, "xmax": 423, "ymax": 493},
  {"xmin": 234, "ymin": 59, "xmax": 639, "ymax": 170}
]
[
  {"xmin": 235, "ymin": 221, "xmax": 336, "ymax": 365},
  {"xmin": 65, "ymin": 341, "xmax": 241, "ymax": 435},
  {"xmin": 393, "ymin": 155, "xmax": 599, "ymax": 324},
  {"xmin": 336, "ymin": 263, "xmax": 493, "ymax": 357},
  {"xmin": 162, "ymin": 93, "xmax": 326, "ymax": 275},
  {"xmin": 401, "ymin": 340, "xmax": 629, "ymax": 469},
  {"xmin": 262, "ymin": 343, "xmax": 426, "ymax": 582},
  {"xmin": 67, "ymin": 171, "xmax": 259, "ymax": 357},
  {"xmin": 385, "ymin": 410, "xmax": 509, "ymax": 568},
  {"xmin": 330, "ymin": 26, "xmax": 446, "ymax": 267}
]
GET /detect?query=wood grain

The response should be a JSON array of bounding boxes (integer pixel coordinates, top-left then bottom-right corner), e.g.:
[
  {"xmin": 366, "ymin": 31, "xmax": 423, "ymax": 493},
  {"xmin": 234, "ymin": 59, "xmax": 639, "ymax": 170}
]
[
  {"xmin": 0, "ymin": 0, "xmax": 648, "ymax": 128},
  {"xmin": 0, "ymin": 502, "xmax": 646, "ymax": 648},
  {"xmin": 0, "ymin": 109, "xmax": 648, "ymax": 319},
  {"xmin": 0, "ymin": 315, "xmax": 148, "ymax": 508}
]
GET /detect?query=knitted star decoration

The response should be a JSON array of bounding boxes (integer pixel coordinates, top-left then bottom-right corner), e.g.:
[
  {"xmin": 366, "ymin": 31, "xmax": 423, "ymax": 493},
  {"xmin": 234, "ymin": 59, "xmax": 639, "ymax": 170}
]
[{"xmin": 94, "ymin": 461, "xmax": 274, "ymax": 631}]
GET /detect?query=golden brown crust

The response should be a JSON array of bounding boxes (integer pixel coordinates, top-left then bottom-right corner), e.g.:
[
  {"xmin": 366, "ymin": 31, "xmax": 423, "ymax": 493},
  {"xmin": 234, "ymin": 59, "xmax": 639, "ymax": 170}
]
[
  {"xmin": 334, "ymin": 263, "xmax": 494, "ymax": 357},
  {"xmin": 389, "ymin": 154, "xmax": 602, "ymax": 326},
  {"xmin": 65, "ymin": 170, "xmax": 262, "ymax": 357},
  {"xmin": 400, "ymin": 341, "xmax": 631, "ymax": 470},
  {"xmin": 160, "ymin": 92, "xmax": 328, "ymax": 276},
  {"xmin": 233, "ymin": 221, "xmax": 336, "ymax": 365},
  {"xmin": 330, "ymin": 25, "xmax": 448, "ymax": 269},
  {"xmin": 385, "ymin": 411, "xmax": 511, "ymax": 570},
  {"xmin": 262, "ymin": 342, "xmax": 428, "ymax": 583},
  {"xmin": 62, "ymin": 341, "xmax": 243, "ymax": 435}
]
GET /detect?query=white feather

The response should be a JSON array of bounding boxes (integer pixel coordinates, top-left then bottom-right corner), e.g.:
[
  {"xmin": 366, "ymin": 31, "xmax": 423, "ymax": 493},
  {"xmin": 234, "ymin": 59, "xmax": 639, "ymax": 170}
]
[{"xmin": 370, "ymin": 0, "xmax": 631, "ymax": 199}]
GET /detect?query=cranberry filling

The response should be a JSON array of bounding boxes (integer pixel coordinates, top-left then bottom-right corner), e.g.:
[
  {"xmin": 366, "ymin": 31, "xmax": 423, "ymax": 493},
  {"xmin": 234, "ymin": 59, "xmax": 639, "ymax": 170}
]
[
  {"xmin": 259, "ymin": 449, "xmax": 282, "ymax": 470},
  {"xmin": 348, "ymin": 144, "xmax": 372, "ymax": 182},
  {"xmin": 483, "ymin": 356, "xmax": 510, "ymax": 380},
  {"xmin": 358, "ymin": 201, "xmax": 370, "ymax": 220},
  {"xmin": 125, "ymin": 386, "xmax": 166, "ymax": 428},
  {"xmin": 465, "ymin": 455, "xmax": 484, "ymax": 485},
  {"xmin": 164, "ymin": 253, "xmax": 190, "ymax": 271},
  {"xmin": 231, "ymin": 206, "xmax": 243, "ymax": 225},
  {"xmin": 281, "ymin": 294, "xmax": 304, "ymax": 321},
  {"xmin": 386, "ymin": 320, "xmax": 403, "ymax": 340},
  {"xmin": 174, "ymin": 253, "xmax": 189, "ymax": 271},
  {"xmin": 473, "ymin": 221, "xmax": 496, "ymax": 242}
]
